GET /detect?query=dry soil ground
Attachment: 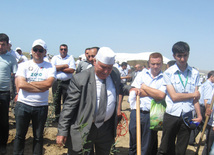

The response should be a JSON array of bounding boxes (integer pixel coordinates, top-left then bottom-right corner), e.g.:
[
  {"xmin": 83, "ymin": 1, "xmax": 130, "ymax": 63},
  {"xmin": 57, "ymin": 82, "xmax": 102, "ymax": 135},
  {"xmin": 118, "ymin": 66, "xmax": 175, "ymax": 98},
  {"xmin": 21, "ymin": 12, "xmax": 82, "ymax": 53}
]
[{"xmin": 6, "ymin": 95, "xmax": 205, "ymax": 155}]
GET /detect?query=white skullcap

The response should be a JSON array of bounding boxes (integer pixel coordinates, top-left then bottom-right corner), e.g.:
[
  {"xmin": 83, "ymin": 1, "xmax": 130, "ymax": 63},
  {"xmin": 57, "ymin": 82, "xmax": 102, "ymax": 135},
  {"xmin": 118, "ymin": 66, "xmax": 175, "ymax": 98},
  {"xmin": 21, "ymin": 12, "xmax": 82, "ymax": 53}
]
[
  {"xmin": 32, "ymin": 39, "xmax": 47, "ymax": 50},
  {"xmin": 96, "ymin": 47, "xmax": 115, "ymax": 65},
  {"xmin": 16, "ymin": 47, "xmax": 21, "ymax": 51}
]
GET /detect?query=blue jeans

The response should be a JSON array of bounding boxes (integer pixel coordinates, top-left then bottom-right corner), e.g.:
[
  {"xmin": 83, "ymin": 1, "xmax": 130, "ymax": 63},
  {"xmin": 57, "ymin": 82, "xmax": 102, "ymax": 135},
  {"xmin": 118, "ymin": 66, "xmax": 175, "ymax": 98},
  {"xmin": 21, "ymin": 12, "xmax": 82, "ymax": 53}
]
[
  {"xmin": 0, "ymin": 91, "xmax": 10, "ymax": 147},
  {"xmin": 13, "ymin": 102, "xmax": 48, "ymax": 155},
  {"xmin": 129, "ymin": 110, "xmax": 151, "ymax": 155}
]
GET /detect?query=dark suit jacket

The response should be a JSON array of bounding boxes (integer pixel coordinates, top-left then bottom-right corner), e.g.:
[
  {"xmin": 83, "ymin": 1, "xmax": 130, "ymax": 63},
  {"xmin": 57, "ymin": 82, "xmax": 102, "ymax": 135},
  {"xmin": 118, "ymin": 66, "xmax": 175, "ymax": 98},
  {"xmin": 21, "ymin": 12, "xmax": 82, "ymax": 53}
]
[{"xmin": 58, "ymin": 66, "xmax": 124, "ymax": 151}]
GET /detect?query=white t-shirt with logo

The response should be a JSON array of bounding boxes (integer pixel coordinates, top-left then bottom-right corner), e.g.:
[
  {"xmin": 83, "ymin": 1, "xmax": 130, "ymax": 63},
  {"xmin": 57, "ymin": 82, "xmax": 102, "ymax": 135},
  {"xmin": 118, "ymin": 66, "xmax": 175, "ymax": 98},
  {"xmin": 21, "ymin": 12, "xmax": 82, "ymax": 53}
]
[{"xmin": 16, "ymin": 60, "xmax": 56, "ymax": 106}]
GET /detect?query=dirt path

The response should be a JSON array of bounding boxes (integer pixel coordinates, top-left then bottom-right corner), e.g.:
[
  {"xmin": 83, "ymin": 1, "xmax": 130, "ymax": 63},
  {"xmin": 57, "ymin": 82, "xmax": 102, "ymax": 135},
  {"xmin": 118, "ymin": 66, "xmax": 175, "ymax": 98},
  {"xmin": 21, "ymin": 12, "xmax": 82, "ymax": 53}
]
[{"xmin": 7, "ymin": 96, "xmax": 205, "ymax": 155}]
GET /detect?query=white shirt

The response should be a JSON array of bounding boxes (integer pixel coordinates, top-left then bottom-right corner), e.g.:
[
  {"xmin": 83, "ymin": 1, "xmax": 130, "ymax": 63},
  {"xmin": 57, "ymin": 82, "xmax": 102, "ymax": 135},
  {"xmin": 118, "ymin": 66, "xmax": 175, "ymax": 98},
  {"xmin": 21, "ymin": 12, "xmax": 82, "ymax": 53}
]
[
  {"xmin": 95, "ymin": 75, "xmax": 116, "ymax": 122},
  {"xmin": 51, "ymin": 54, "xmax": 76, "ymax": 81},
  {"xmin": 8, "ymin": 49, "xmax": 22, "ymax": 62},
  {"xmin": 129, "ymin": 69, "xmax": 166, "ymax": 111},
  {"xmin": 16, "ymin": 60, "xmax": 56, "ymax": 106},
  {"xmin": 18, "ymin": 54, "xmax": 28, "ymax": 67}
]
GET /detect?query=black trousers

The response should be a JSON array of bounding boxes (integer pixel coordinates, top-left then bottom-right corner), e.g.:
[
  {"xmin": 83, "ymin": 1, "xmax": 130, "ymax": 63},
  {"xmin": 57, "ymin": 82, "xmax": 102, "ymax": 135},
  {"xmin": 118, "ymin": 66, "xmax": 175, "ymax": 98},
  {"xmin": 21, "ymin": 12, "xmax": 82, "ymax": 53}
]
[
  {"xmin": 157, "ymin": 113, "xmax": 191, "ymax": 155},
  {"xmin": 189, "ymin": 105, "xmax": 206, "ymax": 144},
  {"xmin": 68, "ymin": 118, "xmax": 114, "ymax": 155},
  {"xmin": 0, "ymin": 91, "xmax": 10, "ymax": 147},
  {"xmin": 52, "ymin": 79, "xmax": 70, "ymax": 119},
  {"xmin": 202, "ymin": 125, "xmax": 214, "ymax": 155}
]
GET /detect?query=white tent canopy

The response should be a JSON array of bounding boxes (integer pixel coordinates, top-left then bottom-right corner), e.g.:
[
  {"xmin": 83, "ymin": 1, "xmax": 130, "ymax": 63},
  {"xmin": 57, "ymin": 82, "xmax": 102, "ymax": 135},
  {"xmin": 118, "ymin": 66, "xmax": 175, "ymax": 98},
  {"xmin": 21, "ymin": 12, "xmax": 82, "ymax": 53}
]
[{"xmin": 115, "ymin": 52, "xmax": 171, "ymax": 64}]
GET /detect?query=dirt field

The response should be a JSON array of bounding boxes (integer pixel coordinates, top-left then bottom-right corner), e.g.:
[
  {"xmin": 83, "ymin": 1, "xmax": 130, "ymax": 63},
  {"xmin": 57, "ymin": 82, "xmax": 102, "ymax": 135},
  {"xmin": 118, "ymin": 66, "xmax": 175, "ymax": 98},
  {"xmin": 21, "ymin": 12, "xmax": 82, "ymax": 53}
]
[{"xmin": 7, "ymin": 96, "xmax": 205, "ymax": 155}]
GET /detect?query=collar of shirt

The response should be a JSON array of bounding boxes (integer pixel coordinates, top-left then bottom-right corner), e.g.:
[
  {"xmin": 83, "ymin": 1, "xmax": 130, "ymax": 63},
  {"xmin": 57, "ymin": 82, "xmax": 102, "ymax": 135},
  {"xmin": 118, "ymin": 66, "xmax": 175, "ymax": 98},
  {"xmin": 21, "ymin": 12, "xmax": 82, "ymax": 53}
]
[
  {"xmin": 146, "ymin": 69, "xmax": 163, "ymax": 79},
  {"xmin": 171, "ymin": 63, "xmax": 192, "ymax": 74},
  {"xmin": 57, "ymin": 54, "xmax": 70, "ymax": 59}
]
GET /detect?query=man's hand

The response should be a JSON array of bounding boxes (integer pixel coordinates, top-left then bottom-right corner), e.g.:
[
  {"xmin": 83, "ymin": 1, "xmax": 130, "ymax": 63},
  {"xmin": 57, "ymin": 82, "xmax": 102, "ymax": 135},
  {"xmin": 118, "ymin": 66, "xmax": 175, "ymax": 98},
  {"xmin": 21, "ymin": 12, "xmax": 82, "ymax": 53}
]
[
  {"xmin": 205, "ymin": 108, "xmax": 213, "ymax": 117},
  {"xmin": 117, "ymin": 108, "xmax": 122, "ymax": 124},
  {"xmin": 193, "ymin": 90, "xmax": 200, "ymax": 101},
  {"xmin": 129, "ymin": 88, "xmax": 141, "ymax": 96},
  {"xmin": 56, "ymin": 136, "xmax": 67, "ymax": 147},
  {"xmin": 140, "ymin": 83, "xmax": 147, "ymax": 90},
  {"xmin": 192, "ymin": 115, "xmax": 202, "ymax": 123}
]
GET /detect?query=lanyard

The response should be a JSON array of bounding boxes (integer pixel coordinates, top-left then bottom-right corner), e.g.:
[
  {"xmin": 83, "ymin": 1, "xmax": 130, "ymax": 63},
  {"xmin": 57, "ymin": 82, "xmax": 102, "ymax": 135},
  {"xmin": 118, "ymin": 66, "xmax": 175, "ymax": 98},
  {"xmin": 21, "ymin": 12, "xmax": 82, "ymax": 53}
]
[{"xmin": 177, "ymin": 70, "xmax": 189, "ymax": 90}]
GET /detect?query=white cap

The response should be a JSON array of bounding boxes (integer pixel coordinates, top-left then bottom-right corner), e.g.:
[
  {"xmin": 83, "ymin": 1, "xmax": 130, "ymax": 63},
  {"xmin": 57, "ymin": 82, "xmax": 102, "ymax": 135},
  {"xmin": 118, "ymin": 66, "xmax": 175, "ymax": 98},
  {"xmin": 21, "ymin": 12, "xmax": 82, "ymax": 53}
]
[
  {"xmin": 16, "ymin": 47, "xmax": 21, "ymax": 51},
  {"xmin": 95, "ymin": 47, "xmax": 115, "ymax": 65},
  {"xmin": 32, "ymin": 39, "xmax": 47, "ymax": 50}
]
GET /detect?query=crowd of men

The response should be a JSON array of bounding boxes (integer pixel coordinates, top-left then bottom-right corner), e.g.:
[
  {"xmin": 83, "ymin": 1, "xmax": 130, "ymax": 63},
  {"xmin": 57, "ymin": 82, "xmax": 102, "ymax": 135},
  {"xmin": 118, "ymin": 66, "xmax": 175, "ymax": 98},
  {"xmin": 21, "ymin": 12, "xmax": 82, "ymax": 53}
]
[{"xmin": 0, "ymin": 32, "xmax": 214, "ymax": 155}]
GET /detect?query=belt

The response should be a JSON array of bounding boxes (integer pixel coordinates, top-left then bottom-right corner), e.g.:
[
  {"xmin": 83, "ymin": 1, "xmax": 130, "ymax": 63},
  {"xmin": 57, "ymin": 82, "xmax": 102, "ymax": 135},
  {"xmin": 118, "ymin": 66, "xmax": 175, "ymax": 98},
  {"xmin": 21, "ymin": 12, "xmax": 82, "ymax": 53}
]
[
  {"xmin": 57, "ymin": 79, "xmax": 70, "ymax": 83},
  {"xmin": 140, "ymin": 110, "xmax": 150, "ymax": 114},
  {"xmin": 0, "ymin": 91, "xmax": 10, "ymax": 93}
]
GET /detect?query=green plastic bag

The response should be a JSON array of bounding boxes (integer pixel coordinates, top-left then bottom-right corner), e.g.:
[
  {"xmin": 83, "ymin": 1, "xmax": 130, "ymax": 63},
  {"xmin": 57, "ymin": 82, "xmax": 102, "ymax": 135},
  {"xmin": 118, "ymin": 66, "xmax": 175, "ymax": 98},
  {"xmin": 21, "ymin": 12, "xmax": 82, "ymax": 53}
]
[{"xmin": 150, "ymin": 99, "xmax": 166, "ymax": 131}]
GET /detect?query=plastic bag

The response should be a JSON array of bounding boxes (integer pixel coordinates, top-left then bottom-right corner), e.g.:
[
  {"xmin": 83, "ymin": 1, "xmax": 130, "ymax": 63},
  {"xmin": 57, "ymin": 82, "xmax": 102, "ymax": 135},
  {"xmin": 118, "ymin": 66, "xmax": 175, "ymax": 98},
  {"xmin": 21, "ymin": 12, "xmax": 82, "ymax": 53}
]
[{"xmin": 150, "ymin": 99, "xmax": 166, "ymax": 131}]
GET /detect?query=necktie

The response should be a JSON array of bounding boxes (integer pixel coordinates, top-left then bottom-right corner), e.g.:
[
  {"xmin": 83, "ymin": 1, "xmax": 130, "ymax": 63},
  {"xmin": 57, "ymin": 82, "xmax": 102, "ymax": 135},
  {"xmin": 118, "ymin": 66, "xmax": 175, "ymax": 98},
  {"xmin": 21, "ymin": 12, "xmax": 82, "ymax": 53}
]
[{"xmin": 95, "ymin": 79, "xmax": 107, "ymax": 128}]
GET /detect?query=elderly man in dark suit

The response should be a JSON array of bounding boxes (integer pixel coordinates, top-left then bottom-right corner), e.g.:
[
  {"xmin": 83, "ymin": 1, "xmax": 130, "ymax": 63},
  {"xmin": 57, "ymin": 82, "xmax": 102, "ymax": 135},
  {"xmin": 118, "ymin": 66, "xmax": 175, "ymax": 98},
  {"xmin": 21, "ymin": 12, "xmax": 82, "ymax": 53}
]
[{"xmin": 56, "ymin": 47, "xmax": 125, "ymax": 155}]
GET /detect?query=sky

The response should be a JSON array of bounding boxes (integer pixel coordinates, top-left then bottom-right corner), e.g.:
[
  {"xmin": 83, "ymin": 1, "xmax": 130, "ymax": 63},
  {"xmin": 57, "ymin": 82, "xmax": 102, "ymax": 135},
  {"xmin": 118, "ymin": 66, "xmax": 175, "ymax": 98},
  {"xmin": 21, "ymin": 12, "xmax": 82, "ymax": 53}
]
[{"xmin": 1, "ymin": 0, "xmax": 214, "ymax": 71}]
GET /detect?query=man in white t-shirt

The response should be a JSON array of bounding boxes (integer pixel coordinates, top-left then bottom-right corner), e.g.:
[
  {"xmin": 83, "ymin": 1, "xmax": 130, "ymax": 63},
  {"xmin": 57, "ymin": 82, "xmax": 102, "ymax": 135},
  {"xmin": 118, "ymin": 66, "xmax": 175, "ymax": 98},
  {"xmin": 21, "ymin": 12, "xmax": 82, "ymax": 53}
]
[
  {"xmin": 13, "ymin": 39, "xmax": 56, "ymax": 155},
  {"xmin": 16, "ymin": 47, "xmax": 28, "ymax": 66},
  {"xmin": 51, "ymin": 44, "xmax": 76, "ymax": 122}
]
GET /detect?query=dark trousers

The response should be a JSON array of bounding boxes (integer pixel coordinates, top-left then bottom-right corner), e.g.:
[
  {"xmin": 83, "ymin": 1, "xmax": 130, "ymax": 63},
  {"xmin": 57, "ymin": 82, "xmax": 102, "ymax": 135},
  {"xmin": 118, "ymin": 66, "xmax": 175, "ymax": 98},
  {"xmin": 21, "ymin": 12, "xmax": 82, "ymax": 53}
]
[
  {"xmin": 52, "ymin": 79, "xmax": 70, "ymax": 119},
  {"xmin": 68, "ymin": 118, "xmax": 114, "ymax": 155},
  {"xmin": 13, "ymin": 102, "xmax": 48, "ymax": 155},
  {"xmin": 157, "ymin": 113, "xmax": 191, "ymax": 155},
  {"xmin": 189, "ymin": 105, "xmax": 206, "ymax": 144},
  {"xmin": 0, "ymin": 91, "xmax": 10, "ymax": 147},
  {"xmin": 129, "ymin": 110, "xmax": 152, "ymax": 155},
  {"xmin": 202, "ymin": 125, "xmax": 214, "ymax": 155}
]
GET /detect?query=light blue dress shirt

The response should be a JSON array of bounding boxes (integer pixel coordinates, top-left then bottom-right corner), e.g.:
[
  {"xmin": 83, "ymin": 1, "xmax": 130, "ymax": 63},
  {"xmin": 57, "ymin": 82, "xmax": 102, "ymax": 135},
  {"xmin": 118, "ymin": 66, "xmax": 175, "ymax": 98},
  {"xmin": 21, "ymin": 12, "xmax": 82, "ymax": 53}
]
[
  {"xmin": 164, "ymin": 64, "xmax": 200, "ymax": 117},
  {"xmin": 0, "ymin": 52, "xmax": 18, "ymax": 91},
  {"xmin": 199, "ymin": 80, "xmax": 214, "ymax": 105},
  {"xmin": 129, "ymin": 69, "xmax": 166, "ymax": 111}
]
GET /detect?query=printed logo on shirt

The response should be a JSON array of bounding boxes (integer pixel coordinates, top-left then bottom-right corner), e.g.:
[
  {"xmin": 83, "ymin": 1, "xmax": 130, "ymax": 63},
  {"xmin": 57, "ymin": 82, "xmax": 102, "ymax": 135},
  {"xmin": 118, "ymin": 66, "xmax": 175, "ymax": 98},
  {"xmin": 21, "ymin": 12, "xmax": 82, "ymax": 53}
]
[{"xmin": 28, "ymin": 66, "xmax": 33, "ymax": 71}]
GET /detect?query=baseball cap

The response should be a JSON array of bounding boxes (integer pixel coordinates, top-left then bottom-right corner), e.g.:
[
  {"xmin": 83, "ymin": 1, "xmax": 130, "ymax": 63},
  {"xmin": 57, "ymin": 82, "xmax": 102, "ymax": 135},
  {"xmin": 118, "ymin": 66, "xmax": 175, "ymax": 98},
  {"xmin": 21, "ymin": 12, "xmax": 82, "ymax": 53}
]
[
  {"xmin": 16, "ymin": 47, "xmax": 21, "ymax": 51},
  {"xmin": 32, "ymin": 39, "xmax": 47, "ymax": 50}
]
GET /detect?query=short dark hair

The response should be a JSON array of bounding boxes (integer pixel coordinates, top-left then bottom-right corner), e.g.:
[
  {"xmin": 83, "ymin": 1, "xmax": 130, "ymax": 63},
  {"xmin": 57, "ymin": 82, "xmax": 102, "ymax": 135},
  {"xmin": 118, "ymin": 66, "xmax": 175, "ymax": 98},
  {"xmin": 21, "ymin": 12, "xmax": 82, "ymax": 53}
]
[
  {"xmin": 85, "ymin": 48, "xmax": 91, "ymax": 53},
  {"xmin": 207, "ymin": 71, "xmax": 214, "ymax": 79},
  {"xmin": 60, "ymin": 44, "xmax": 68, "ymax": 49},
  {"xmin": 121, "ymin": 62, "xmax": 127, "ymax": 67},
  {"xmin": 167, "ymin": 60, "xmax": 176, "ymax": 67},
  {"xmin": 149, "ymin": 52, "xmax": 163, "ymax": 62},
  {"xmin": 172, "ymin": 41, "xmax": 190, "ymax": 55},
  {"xmin": 91, "ymin": 47, "xmax": 100, "ymax": 52},
  {"xmin": 0, "ymin": 33, "xmax": 9, "ymax": 44}
]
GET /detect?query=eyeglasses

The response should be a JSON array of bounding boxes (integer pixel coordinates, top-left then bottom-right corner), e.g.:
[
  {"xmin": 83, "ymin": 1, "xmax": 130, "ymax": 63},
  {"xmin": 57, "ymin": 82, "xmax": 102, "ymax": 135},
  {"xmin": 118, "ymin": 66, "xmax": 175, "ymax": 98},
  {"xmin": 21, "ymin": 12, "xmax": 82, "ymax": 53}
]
[
  {"xmin": 33, "ymin": 47, "xmax": 44, "ymax": 53},
  {"xmin": 60, "ymin": 48, "xmax": 67, "ymax": 51}
]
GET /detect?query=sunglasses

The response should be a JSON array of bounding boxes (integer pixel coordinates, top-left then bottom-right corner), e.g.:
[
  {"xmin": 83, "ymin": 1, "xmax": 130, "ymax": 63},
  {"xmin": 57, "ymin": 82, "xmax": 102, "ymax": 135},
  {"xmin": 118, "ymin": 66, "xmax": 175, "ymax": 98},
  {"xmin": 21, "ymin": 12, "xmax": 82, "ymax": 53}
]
[
  {"xmin": 60, "ymin": 48, "xmax": 67, "ymax": 51},
  {"xmin": 33, "ymin": 47, "xmax": 44, "ymax": 53}
]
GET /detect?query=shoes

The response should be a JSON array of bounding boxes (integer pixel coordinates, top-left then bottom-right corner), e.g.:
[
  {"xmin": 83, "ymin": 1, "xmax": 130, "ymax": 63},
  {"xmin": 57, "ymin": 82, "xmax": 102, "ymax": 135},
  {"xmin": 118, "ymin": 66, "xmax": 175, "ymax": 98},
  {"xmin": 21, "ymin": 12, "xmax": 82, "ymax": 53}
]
[{"xmin": 0, "ymin": 146, "xmax": 7, "ymax": 155}]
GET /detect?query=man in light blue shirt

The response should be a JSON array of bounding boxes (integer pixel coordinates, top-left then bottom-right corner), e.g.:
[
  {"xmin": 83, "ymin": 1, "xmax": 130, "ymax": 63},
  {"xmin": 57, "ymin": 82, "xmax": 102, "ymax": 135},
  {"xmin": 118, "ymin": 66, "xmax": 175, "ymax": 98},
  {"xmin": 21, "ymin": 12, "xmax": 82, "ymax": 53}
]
[
  {"xmin": 129, "ymin": 52, "xmax": 166, "ymax": 155},
  {"xmin": 199, "ymin": 71, "xmax": 214, "ymax": 155},
  {"xmin": 0, "ymin": 33, "xmax": 18, "ymax": 154},
  {"xmin": 189, "ymin": 71, "xmax": 214, "ymax": 146},
  {"xmin": 157, "ymin": 41, "xmax": 202, "ymax": 155},
  {"xmin": 51, "ymin": 44, "xmax": 76, "ymax": 122}
]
